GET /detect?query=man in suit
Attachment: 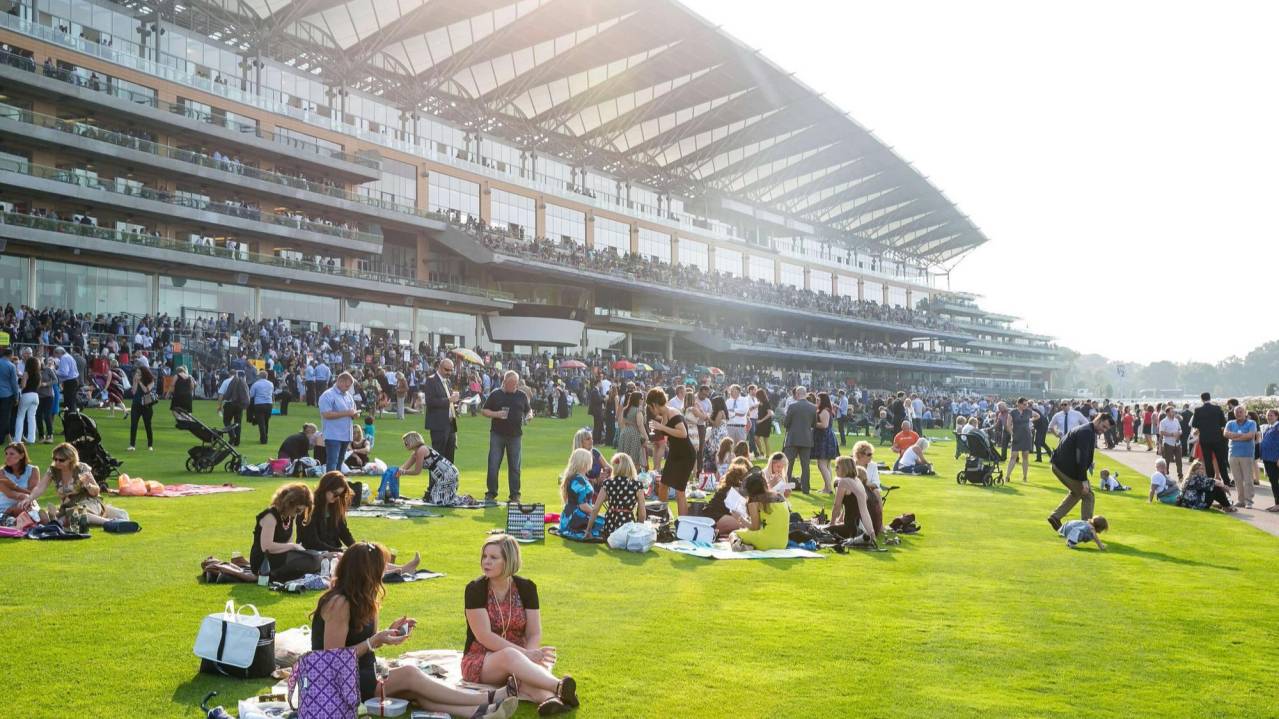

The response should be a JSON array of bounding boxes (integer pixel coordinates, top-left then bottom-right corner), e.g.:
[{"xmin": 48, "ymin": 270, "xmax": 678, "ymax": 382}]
[
  {"xmin": 587, "ymin": 380, "xmax": 606, "ymax": 443},
  {"xmin": 1191, "ymin": 392, "xmax": 1231, "ymax": 486},
  {"xmin": 424, "ymin": 358, "xmax": 459, "ymax": 462},
  {"xmin": 782, "ymin": 386, "xmax": 817, "ymax": 494}
]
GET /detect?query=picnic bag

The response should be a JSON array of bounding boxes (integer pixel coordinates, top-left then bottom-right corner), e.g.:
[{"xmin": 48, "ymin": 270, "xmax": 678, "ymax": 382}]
[
  {"xmin": 287, "ymin": 647, "xmax": 360, "ymax": 719},
  {"xmin": 506, "ymin": 503, "xmax": 546, "ymax": 541},
  {"xmin": 674, "ymin": 515, "xmax": 716, "ymax": 544},
  {"xmin": 607, "ymin": 522, "xmax": 657, "ymax": 553},
  {"xmin": 194, "ymin": 600, "xmax": 276, "ymax": 679}
]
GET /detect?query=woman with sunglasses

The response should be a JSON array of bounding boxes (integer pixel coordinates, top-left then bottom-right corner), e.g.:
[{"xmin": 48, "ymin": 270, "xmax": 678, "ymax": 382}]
[
  {"xmin": 45, "ymin": 442, "xmax": 132, "ymax": 529},
  {"xmin": 300, "ymin": 471, "xmax": 422, "ymax": 576},
  {"xmin": 314, "ymin": 541, "xmax": 517, "ymax": 718},
  {"xmin": 570, "ymin": 428, "xmax": 611, "ymax": 486}
]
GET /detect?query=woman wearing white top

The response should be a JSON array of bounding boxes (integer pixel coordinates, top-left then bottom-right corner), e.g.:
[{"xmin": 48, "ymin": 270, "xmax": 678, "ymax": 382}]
[{"xmin": 895, "ymin": 438, "xmax": 932, "ymax": 474}]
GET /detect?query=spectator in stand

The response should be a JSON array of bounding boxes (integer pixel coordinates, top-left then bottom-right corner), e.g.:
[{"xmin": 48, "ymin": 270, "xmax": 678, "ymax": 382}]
[
  {"xmin": 127, "ymin": 363, "xmax": 156, "ymax": 452},
  {"xmin": 482, "ymin": 371, "xmax": 531, "ymax": 503},
  {"xmin": 1224, "ymin": 405, "xmax": 1257, "ymax": 509},
  {"xmin": 319, "ymin": 372, "xmax": 359, "ymax": 473},
  {"xmin": 1191, "ymin": 393, "xmax": 1231, "ymax": 487}
]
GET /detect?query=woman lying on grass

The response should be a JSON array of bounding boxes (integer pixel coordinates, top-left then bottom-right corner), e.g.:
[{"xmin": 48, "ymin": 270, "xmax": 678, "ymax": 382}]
[
  {"xmin": 300, "ymin": 471, "xmax": 420, "ymax": 577},
  {"xmin": 315, "ymin": 541, "xmax": 517, "ymax": 719},
  {"xmin": 463, "ymin": 534, "xmax": 579, "ymax": 716}
]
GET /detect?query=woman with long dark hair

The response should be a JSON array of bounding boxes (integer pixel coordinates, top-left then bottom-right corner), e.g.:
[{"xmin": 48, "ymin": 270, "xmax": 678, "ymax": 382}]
[
  {"xmin": 615, "ymin": 391, "xmax": 645, "ymax": 467},
  {"xmin": 314, "ymin": 541, "xmax": 516, "ymax": 718},
  {"xmin": 301, "ymin": 471, "xmax": 422, "ymax": 575},
  {"xmin": 127, "ymin": 364, "xmax": 156, "ymax": 451},
  {"xmin": 811, "ymin": 392, "xmax": 839, "ymax": 493},
  {"xmin": 648, "ymin": 387, "xmax": 694, "ymax": 516},
  {"xmin": 729, "ymin": 472, "xmax": 791, "ymax": 550}
]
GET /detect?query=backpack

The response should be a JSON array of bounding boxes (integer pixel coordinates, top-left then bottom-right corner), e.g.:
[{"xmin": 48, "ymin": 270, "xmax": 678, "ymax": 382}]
[{"xmin": 889, "ymin": 513, "xmax": 920, "ymax": 534}]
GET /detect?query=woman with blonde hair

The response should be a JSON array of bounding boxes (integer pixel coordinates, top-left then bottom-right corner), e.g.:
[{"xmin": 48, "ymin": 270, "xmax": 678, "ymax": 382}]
[
  {"xmin": 571, "ymin": 427, "xmax": 610, "ymax": 484},
  {"xmin": 830, "ymin": 454, "xmax": 883, "ymax": 544},
  {"xmin": 557, "ymin": 448, "xmax": 603, "ymax": 541},
  {"xmin": 315, "ymin": 541, "xmax": 517, "ymax": 718},
  {"xmin": 46, "ymin": 442, "xmax": 133, "ymax": 530},
  {"xmin": 249, "ymin": 481, "xmax": 320, "ymax": 581},
  {"xmin": 463, "ymin": 535, "xmax": 579, "ymax": 715},
  {"xmin": 586, "ymin": 452, "xmax": 646, "ymax": 540}
]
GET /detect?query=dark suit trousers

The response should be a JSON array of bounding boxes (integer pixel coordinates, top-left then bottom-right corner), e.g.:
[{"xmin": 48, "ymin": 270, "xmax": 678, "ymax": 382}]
[
  {"xmin": 783, "ymin": 445, "xmax": 812, "ymax": 493},
  {"xmin": 430, "ymin": 427, "xmax": 457, "ymax": 463},
  {"xmin": 1200, "ymin": 439, "xmax": 1232, "ymax": 485},
  {"xmin": 223, "ymin": 404, "xmax": 242, "ymax": 446},
  {"xmin": 591, "ymin": 413, "xmax": 605, "ymax": 444}
]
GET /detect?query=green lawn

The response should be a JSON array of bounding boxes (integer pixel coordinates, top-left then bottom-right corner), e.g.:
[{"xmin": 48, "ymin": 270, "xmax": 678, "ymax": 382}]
[{"xmin": 1, "ymin": 404, "xmax": 1272, "ymax": 718}]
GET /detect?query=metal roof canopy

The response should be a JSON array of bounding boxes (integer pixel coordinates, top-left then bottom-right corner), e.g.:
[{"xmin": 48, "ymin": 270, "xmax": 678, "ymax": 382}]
[{"xmin": 117, "ymin": 0, "xmax": 988, "ymax": 264}]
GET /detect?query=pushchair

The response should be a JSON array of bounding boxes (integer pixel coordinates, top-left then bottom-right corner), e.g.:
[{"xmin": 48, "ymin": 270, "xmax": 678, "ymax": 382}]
[
  {"xmin": 61, "ymin": 409, "xmax": 122, "ymax": 491},
  {"xmin": 956, "ymin": 429, "xmax": 1004, "ymax": 486},
  {"xmin": 172, "ymin": 408, "xmax": 243, "ymax": 473}
]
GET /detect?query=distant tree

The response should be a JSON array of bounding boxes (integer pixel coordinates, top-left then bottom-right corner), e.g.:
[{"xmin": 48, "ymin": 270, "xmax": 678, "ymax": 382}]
[
  {"xmin": 1140, "ymin": 361, "xmax": 1179, "ymax": 391},
  {"xmin": 1179, "ymin": 362, "xmax": 1217, "ymax": 394}
]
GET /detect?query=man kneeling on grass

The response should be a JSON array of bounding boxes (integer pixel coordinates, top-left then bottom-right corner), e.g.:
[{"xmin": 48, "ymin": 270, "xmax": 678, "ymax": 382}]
[{"xmin": 1060, "ymin": 516, "xmax": 1107, "ymax": 550}]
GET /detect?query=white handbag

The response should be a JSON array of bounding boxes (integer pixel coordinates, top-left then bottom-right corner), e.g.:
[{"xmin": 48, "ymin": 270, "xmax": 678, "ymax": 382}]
[
  {"xmin": 674, "ymin": 515, "xmax": 716, "ymax": 545},
  {"xmin": 607, "ymin": 522, "xmax": 657, "ymax": 553},
  {"xmin": 194, "ymin": 600, "xmax": 273, "ymax": 669}
]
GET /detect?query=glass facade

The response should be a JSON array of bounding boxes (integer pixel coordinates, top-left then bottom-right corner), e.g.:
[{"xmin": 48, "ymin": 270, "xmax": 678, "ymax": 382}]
[
  {"xmin": 259, "ymin": 288, "xmax": 340, "ymax": 325},
  {"xmin": 158, "ymin": 277, "xmax": 254, "ymax": 320},
  {"xmin": 360, "ymin": 157, "xmax": 417, "ymax": 207},
  {"xmin": 747, "ymin": 255, "xmax": 774, "ymax": 283},
  {"xmin": 0, "ymin": 255, "xmax": 24, "ymax": 308},
  {"xmin": 837, "ymin": 275, "xmax": 857, "ymax": 299},
  {"xmin": 778, "ymin": 261, "xmax": 803, "ymax": 289},
  {"xmin": 864, "ymin": 281, "xmax": 883, "ymax": 304},
  {"xmin": 715, "ymin": 247, "xmax": 742, "ymax": 277},
  {"xmin": 546, "ymin": 204, "xmax": 585, "ymax": 245},
  {"xmin": 417, "ymin": 308, "xmax": 473, "ymax": 347},
  {"xmin": 427, "ymin": 172, "xmax": 479, "ymax": 220},
  {"xmin": 887, "ymin": 285, "xmax": 909, "ymax": 308},
  {"xmin": 637, "ymin": 228, "xmax": 671, "ymax": 263},
  {"xmin": 491, "ymin": 189, "xmax": 535, "ymax": 240},
  {"xmin": 35, "ymin": 259, "xmax": 150, "ymax": 314},
  {"xmin": 345, "ymin": 300, "xmax": 412, "ymax": 333},
  {"xmin": 594, "ymin": 216, "xmax": 630, "ymax": 254},
  {"xmin": 810, "ymin": 268, "xmax": 832, "ymax": 294},
  {"xmin": 678, "ymin": 238, "xmax": 709, "ymax": 272}
]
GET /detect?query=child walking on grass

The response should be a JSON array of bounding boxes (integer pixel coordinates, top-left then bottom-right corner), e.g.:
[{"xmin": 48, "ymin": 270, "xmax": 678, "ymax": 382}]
[{"xmin": 1060, "ymin": 516, "xmax": 1108, "ymax": 550}]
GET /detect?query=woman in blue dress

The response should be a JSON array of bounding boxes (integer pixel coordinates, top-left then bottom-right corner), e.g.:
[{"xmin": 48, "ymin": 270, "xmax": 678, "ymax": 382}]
[
  {"xmin": 812, "ymin": 392, "xmax": 840, "ymax": 494},
  {"xmin": 558, "ymin": 448, "xmax": 604, "ymax": 541}
]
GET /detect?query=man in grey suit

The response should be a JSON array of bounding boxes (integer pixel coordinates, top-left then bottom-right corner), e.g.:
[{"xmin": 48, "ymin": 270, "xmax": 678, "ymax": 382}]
[{"xmin": 782, "ymin": 386, "xmax": 816, "ymax": 494}]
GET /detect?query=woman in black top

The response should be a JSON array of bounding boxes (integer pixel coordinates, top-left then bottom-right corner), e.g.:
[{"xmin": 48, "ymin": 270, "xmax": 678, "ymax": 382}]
[
  {"xmin": 463, "ymin": 535, "xmax": 578, "ymax": 716},
  {"xmin": 647, "ymin": 387, "xmax": 694, "ymax": 517},
  {"xmin": 169, "ymin": 365, "xmax": 194, "ymax": 413},
  {"xmin": 128, "ymin": 364, "xmax": 156, "ymax": 452},
  {"xmin": 15, "ymin": 355, "xmax": 40, "ymax": 444},
  {"xmin": 250, "ymin": 482, "xmax": 321, "ymax": 582},
  {"xmin": 313, "ymin": 541, "xmax": 514, "ymax": 717},
  {"xmin": 300, "ymin": 472, "xmax": 421, "ymax": 577},
  {"xmin": 753, "ymin": 388, "xmax": 774, "ymax": 457},
  {"xmin": 705, "ymin": 461, "xmax": 750, "ymax": 536}
]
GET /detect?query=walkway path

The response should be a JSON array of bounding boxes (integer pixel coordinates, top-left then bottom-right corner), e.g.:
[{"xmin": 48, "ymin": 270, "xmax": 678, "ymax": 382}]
[{"xmin": 1097, "ymin": 444, "xmax": 1279, "ymax": 538}]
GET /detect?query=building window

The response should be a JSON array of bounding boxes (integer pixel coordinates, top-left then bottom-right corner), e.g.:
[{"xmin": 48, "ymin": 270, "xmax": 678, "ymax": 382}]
[
  {"xmin": 359, "ymin": 157, "xmax": 417, "ymax": 208},
  {"xmin": 864, "ymin": 281, "xmax": 883, "ymax": 304},
  {"xmin": 427, "ymin": 172, "xmax": 479, "ymax": 221},
  {"xmin": 678, "ymin": 238, "xmax": 709, "ymax": 272},
  {"xmin": 260, "ymin": 288, "xmax": 340, "ymax": 325},
  {"xmin": 491, "ymin": 189, "xmax": 535, "ymax": 240},
  {"xmin": 887, "ymin": 285, "xmax": 909, "ymax": 308},
  {"xmin": 159, "ymin": 277, "xmax": 254, "ymax": 320},
  {"xmin": 35, "ymin": 259, "xmax": 151, "ymax": 314},
  {"xmin": 778, "ymin": 261, "xmax": 803, "ymax": 289},
  {"xmin": 810, "ymin": 269, "xmax": 832, "ymax": 294},
  {"xmin": 837, "ymin": 275, "xmax": 857, "ymax": 299},
  {"xmin": 545, "ymin": 204, "xmax": 585, "ymax": 245},
  {"xmin": 637, "ymin": 228, "xmax": 671, "ymax": 264},
  {"xmin": 715, "ymin": 248, "xmax": 742, "ymax": 277},
  {"xmin": 747, "ymin": 255, "xmax": 773, "ymax": 283},
  {"xmin": 594, "ymin": 216, "xmax": 629, "ymax": 255}
]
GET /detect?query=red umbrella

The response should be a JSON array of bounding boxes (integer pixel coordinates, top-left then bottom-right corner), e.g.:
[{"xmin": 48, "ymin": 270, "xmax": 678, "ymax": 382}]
[
  {"xmin": 613, "ymin": 359, "xmax": 636, "ymax": 371},
  {"xmin": 708, "ymin": 366, "xmax": 724, "ymax": 376},
  {"xmin": 559, "ymin": 359, "xmax": 586, "ymax": 369}
]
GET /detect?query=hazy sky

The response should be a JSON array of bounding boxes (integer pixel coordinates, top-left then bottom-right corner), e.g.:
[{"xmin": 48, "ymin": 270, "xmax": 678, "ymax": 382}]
[{"xmin": 681, "ymin": 0, "xmax": 1278, "ymax": 364}]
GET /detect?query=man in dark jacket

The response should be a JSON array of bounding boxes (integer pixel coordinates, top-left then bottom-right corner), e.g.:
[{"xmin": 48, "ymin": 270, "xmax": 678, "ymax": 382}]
[
  {"xmin": 1191, "ymin": 392, "xmax": 1231, "ymax": 486},
  {"xmin": 423, "ymin": 358, "xmax": 458, "ymax": 462},
  {"xmin": 587, "ymin": 381, "xmax": 606, "ymax": 443},
  {"xmin": 1048, "ymin": 413, "xmax": 1113, "ymax": 530},
  {"xmin": 782, "ymin": 386, "xmax": 817, "ymax": 493}
]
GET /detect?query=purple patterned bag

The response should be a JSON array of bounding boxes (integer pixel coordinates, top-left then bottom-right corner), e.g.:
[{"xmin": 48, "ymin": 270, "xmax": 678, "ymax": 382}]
[{"xmin": 288, "ymin": 647, "xmax": 360, "ymax": 718}]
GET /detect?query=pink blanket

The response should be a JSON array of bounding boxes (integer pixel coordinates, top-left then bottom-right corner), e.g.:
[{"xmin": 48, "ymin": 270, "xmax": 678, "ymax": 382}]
[{"xmin": 114, "ymin": 484, "xmax": 254, "ymax": 498}]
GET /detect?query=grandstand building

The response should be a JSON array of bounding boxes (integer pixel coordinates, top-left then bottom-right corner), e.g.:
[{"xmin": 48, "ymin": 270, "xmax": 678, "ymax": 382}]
[{"xmin": 0, "ymin": 0, "xmax": 1058, "ymax": 390}]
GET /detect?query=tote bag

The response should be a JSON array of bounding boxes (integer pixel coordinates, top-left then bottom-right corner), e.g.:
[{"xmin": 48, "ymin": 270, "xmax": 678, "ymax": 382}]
[
  {"xmin": 506, "ymin": 503, "xmax": 545, "ymax": 541},
  {"xmin": 194, "ymin": 600, "xmax": 276, "ymax": 678},
  {"xmin": 288, "ymin": 647, "xmax": 360, "ymax": 719}
]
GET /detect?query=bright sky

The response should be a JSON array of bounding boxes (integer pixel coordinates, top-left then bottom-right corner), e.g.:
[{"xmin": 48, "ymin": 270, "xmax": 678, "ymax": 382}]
[{"xmin": 681, "ymin": 0, "xmax": 1279, "ymax": 364}]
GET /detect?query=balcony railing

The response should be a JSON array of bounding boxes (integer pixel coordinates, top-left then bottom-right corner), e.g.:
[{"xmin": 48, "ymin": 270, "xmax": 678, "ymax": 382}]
[
  {"xmin": 0, "ymin": 159, "xmax": 384, "ymax": 246},
  {"xmin": 0, "ymin": 211, "xmax": 506, "ymax": 301}
]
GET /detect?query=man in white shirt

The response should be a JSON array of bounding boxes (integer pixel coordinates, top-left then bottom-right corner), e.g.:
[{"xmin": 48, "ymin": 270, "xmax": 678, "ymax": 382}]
[
  {"xmin": 725, "ymin": 384, "xmax": 750, "ymax": 444},
  {"xmin": 1049, "ymin": 401, "xmax": 1086, "ymax": 438},
  {"xmin": 1148, "ymin": 458, "xmax": 1179, "ymax": 504},
  {"xmin": 668, "ymin": 384, "xmax": 686, "ymax": 413},
  {"xmin": 1157, "ymin": 406, "xmax": 1184, "ymax": 479},
  {"xmin": 911, "ymin": 394, "xmax": 925, "ymax": 423},
  {"xmin": 690, "ymin": 385, "xmax": 712, "ymax": 448},
  {"xmin": 745, "ymin": 384, "xmax": 760, "ymax": 454}
]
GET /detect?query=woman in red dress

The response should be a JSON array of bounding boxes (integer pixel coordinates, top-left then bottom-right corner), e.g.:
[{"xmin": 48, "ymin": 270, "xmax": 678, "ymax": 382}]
[{"xmin": 1121, "ymin": 407, "xmax": 1135, "ymax": 450}]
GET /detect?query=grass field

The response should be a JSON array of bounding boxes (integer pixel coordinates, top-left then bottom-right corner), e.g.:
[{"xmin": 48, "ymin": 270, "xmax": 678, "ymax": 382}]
[{"xmin": 1, "ymin": 403, "xmax": 1274, "ymax": 718}]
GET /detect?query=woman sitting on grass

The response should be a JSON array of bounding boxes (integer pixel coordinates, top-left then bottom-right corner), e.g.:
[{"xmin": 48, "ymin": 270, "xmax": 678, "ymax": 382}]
[
  {"xmin": 703, "ymin": 460, "xmax": 750, "ymax": 537},
  {"xmin": 762, "ymin": 451, "xmax": 791, "ymax": 497},
  {"xmin": 315, "ymin": 541, "xmax": 517, "ymax": 719},
  {"xmin": 894, "ymin": 438, "xmax": 934, "ymax": 475},
  {"xmin": 557, "ymin": 448, "xmax": 604, "ymax": 541},
  {"xmin": 571, "ymin": 428, "xmax": 611, "ymax": 485},
  {"xmin": 46, "ymin": 443, "xmax": 132, "ymax": 530},
  {"xmin": 0, "ymin": 442, "xmax": 48, "ymax": 528},
  {"xmin": 729, "ymin": 472, "xmax": 792, "ymax": 551},
  {"xmin": 586, "ymin": 452, "xmax": 646, "ymax": 540},
  {"xmin": 463, "ymin": 534, "xmax": 579, "ymax": 716},
  {"xmin": 1177, "ymin": 460, "xmax": 1237, "ymax": 513},
  {"xmin": 300, "ymin": 471, "xmax": 421, "ymax": 577},
  {"xmin": 250, "ymin": 482, "xmax": 321, "ymax": 581},
  {"xmin": 830, "ymin": 455, "xmax": 884, "ymax": 546},
  {"xmin": 346, "ymin": 425, "xmax": 371, "ymax": 469}
]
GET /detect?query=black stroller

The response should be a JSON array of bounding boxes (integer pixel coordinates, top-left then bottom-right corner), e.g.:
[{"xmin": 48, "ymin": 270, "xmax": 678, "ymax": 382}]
[
  {"xmin": 172, "ymin": 408, "xmax": 242, "ymax": 473},
  {"xmin": 61, "ymin": 409, "xmax": 122, "ymax": 491},
  {"xmin": 956, "ymin": 429, "xmax": 1004, "ymax": 486}
]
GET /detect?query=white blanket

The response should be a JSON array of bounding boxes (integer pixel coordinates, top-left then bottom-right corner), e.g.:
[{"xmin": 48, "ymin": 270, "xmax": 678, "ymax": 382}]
[{"xmin": 655, "ymin": 540, "xmax": 824, "ymax": 560}]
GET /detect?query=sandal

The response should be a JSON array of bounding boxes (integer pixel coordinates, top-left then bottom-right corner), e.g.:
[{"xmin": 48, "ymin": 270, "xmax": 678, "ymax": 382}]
[
  {"xmin": 556, "ymin": 675, "xmax": 578, "ymax": 708},
  {"xmin": 537, "ymin": 697, "xmax": 568, "ymax": 716},
  {"xmin": 488, "ymin": 676, "xmax": 518, "ymax": 705}
]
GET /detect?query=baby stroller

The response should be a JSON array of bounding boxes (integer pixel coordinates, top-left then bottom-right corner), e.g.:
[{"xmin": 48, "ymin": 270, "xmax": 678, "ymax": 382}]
[
  {"xmin": 172, "ymin": 408, "xmax": 242, "ymax": 473},
  {"xmin": 956, "ymin": 429, "xmax": 1004, "ymax": 487},
  {"xmin": 61, "ymin": 409, "xmax": 122, "ymax": 491}
]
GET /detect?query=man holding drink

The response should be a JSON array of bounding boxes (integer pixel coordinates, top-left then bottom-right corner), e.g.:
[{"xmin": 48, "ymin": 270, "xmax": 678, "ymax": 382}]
[{"xmin": 482, "ymin": 370, "xmax": 532, "ymax": 503}]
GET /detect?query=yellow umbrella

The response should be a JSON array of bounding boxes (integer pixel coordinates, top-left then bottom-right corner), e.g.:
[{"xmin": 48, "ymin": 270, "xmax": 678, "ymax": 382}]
[
  {"xmin": 636, "ymin": 362, "xmax": 654, "ymax": 372},
  {"xmin": 451, "ymin": 347, "xmax": 484, "ymax": 365}
]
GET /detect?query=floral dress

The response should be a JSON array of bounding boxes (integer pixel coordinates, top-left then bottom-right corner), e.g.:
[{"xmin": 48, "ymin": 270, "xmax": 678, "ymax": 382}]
[
  {"xmin": 558, "ymin": 473, "xmax": 604, "ymax": 541},
  {"xmin": 616, "ymin": 406, "xmax": 644, "ymax": 467},
  {"xmin": 600, "ymin": 474, "xmax": 645, "ymax": 538},
  {"xmin": 461, "ymin": 582, "xmax": 528, "ymax": 683}
]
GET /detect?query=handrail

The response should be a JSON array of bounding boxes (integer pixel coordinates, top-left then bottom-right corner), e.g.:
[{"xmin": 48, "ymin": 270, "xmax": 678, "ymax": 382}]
[
  {"xmin": 0, "ymin": 211, "xmax": 508, "ymax": 301},
  {"xmin": 0, "ymin": 158, "xmax": 384, "ymax": 245}
]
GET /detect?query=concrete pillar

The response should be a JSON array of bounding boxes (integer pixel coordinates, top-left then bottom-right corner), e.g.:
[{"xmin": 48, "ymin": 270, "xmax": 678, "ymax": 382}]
[
  {"xmin": 26, "ymin": 257, "xmax": 37, "ymax": 307},
  {"xmin": 857, "ymin": 278, "xmax": 864, "ymax": 301},
  {"xmin": 831, "ymin": 273, "xmax": 838, "ymax": 296},
  {"xmin": 479, "ymin": 182, "xmax": 491, "ymax": 224},
  {"xmin": 411, "ymin": 307, "xmax": 420, "ymax": 347},
  {"xmin": 669, "ymin": 234, "xmax": 679, "ymax": 265},
  {"xmin": 666, "ymin": 332, "xmax": 674, "ymax": 361},
  {"xmin": 625, "ymin": 331, "xmax": 633, "ymax": 356},
  {"xmin": 535, "ymin": 199, "xmax": 546, "ymax": 241},
  {"xmin": 741, "ymin": 253, "xmax": 749, "ymax": 279},
  {"xmin": 628, "ymin": 224, "xmax": 639, "ymax": 256},
  {"xmin": 706, "ymin": 244, "xmax": 716, "ymax": 273},
  {"xmin": 417, "ymin": 169, "xmax": 429, "ymax": 213},
  {"xmin": 415, "ymin": 235, "xmax": 431, "ymax": 282},
  {"xmin": 150, "ymin": 273, "xmax": 160, "ymax": 315},
  {"xmin": 584, "ymin": 214, "xmax": 595, "ymax": 249},
  {"xmin": 773, "ymin": 257, "xmax": 781, "ymax": 285},
  {"xmin": 803, "ymin": 267, "xmax": 811, "ymax": 292},
  {"xmin": 251, "ymin": 287, "xmax": 261, "ymax": 321}
]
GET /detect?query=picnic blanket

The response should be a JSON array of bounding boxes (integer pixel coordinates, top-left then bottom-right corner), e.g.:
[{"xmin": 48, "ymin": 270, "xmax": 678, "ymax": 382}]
[
  {"xmin": 110, "ymin": 483, "xmax": 253, "ymax": 498},
  {"xmin": 386, "ymin": 649, "xmax": 553, "ymax": 699},
  {"xmin": 655, "ymin": 540, "xmax": 824, "ymax": 560},
  {"xmin": 422, "ymin": 498, "xmax": 501, "ymax": 509},
  {"xmin": 348, "ymin": 498, "xmax": 443, "ymax": 520}
]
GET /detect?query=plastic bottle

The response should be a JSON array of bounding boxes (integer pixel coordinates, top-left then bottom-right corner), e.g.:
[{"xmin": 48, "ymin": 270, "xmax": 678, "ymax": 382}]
[{"xmin": 257, "ymin": 557, "xmax": 270, "ymax": 587}]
